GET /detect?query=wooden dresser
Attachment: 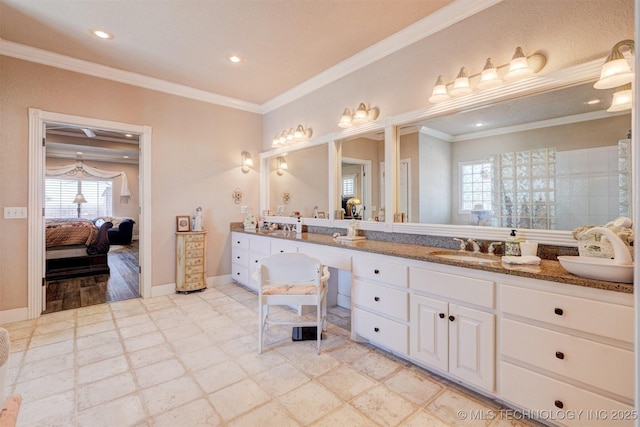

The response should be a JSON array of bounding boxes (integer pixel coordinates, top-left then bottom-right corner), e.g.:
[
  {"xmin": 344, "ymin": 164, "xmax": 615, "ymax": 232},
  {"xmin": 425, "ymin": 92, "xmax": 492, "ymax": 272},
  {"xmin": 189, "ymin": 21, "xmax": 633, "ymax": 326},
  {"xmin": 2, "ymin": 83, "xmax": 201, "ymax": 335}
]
[{"xmin": 175, "ymin": 231, "xmax": 207, "ymax": 293}]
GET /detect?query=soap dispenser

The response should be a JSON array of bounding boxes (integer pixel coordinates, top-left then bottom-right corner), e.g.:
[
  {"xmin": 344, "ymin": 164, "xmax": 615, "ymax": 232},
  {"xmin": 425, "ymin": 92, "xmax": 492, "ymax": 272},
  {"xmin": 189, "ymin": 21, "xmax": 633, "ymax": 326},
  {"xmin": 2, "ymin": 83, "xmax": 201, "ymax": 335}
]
[{"xmin": 505, "ymin": 229, "xmax": 521, "ymax": 256}]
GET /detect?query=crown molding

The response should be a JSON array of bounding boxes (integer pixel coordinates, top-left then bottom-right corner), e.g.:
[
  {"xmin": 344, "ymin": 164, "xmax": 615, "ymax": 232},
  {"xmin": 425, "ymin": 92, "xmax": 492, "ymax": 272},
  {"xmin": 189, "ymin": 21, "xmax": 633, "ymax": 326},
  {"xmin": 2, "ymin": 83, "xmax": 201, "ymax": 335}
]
[
  {"xmin": 0, "ymin": 38, "xmax": 263, "ymax": 114},
  {"xmin": 260, "ymin": 0, "xmax": 504, "ymax": 113}
]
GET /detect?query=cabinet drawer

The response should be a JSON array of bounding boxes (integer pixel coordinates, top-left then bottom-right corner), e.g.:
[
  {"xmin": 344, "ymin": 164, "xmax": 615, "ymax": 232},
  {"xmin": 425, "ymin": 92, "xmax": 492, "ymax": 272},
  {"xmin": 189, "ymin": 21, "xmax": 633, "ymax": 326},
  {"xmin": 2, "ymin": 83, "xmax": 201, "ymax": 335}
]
[
  {"xmin": 184, "ymin": 234, "xmax": 205, "ymax": 242},
  {"xmin": 185, "ymin": 257, "xmax": 203, "ymax": 266},
  {"xmin": 186, "ymin": 241, "xmax": 205, "ymax": 250},
  {"xmin": 353, "ymin": 307, "xmax": 408, "ymax": 355},
  {"xmin": 185, "ymin": 265, "xmax": 203, "ymax": 274},
  {"xmin": 232, "ymin": 248, "xmax": 248, "ymax": 267},
  {"xmin": 185, "ymin": 249, "xmax": 203, "ymax": 259},
  {"xmin": 410, "ymin": 267, "xmax": 494, "ymax": 308},
  {"xmin": 232, "ymin": 232, "xmax": 249, "ymax": 249},
  {"xmin": 352, "ymin": 257, "xmax": 407, "ymax": 288},
  {"xmin": 249, "ymin": 237, "xmax": 271, "ymax": 254},
  {"xmin": 502, "ymin": 319, "xmax": 633, "ymax": 399},
  {"xmin": 271, "ymin": 241, "xmax": 298, "ymax": 254},
  {"xmin": 353, "ymin": 279, "xmax": 408, "ymax": 321},
  {"xmin": 301, "ymin": 247, "xmax": 351, "ymax": 271},
  {"xmin": 501, "ymin": 362, "xmax": 634, "ymax": 427},
  {"xmin": 232, "ymin": 264, "xmax": 248, "ymax": 285},
  {"xmin": 501, "ymin": 285, "xmax": 633, "ymax": 343},
  {"xmin": 185, "ymin": 273, "xmax": 203, "ymax": 283}
]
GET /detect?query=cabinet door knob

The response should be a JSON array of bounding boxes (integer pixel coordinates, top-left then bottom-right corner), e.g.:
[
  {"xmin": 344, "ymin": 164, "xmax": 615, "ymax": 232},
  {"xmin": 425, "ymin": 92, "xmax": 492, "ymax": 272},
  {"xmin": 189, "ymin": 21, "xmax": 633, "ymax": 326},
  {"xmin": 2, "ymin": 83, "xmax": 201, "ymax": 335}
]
[
  {"xmin": 554, "ymin": 307, "xmax": 564, "ymax": 316},
  {"xmin": 255, "ymin": 260, "xmax": 259, "ymax": 263},
  {"xmin": 374, "ymin": 327, "xmax": 380, "ymax": 332},
  {"xmin": 554, "ymin": 400, "xmax": 564, "ymax": 409},
  {"xmin": 448, "ymin": 315, "xmax": 455, "ymax": 322},
  {"xmin": 237, "ymin": 241, "xmax": 240, "ymax": 244},
  {"xmin": 374, "ymin": 269, "xmax": 380, "ymax": 274},
  {"xmin": 555, "ymin": 351, "xmax": 565, "ymax": 360},
  {"xmin": 439, "ymin": 313, "xmax": 445, "ymax": 319},
  {"xmin": 280, "ymin": 250, "xmax": 284, "ymax": 253},
  {"xmin": 236, "ymin": 272, "xmax": 240, "ymax": 276},
  {"xmin": 374, "ymin": 296, "xmax": 380, "ymax": 302},
  {"xmin": 236, "ymin": 256, "xmax": 240, "ymax": 259}
]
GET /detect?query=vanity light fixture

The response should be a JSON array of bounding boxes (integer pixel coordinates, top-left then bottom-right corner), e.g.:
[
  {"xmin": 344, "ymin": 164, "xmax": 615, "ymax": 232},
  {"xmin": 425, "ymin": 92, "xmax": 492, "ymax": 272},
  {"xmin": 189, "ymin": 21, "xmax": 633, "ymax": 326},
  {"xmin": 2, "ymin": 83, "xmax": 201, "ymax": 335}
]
[
  {"xmin": 594, "ymin": 40, "xmax": 635, "ymax": 89},
  {"xmin": 450, "ymin": 67, "xmax": 473, "ymax": 96},
  {"xmin": 337, "ymin": 103, "xmax": 380, "ymax": 128},
  {"xmin": 241, "ymin": 151, "xmax": 253, "ymax": 173},
  {"xmin": 428, "ymin": 47, "xmax": 546, "ymax": 104},
  {"xmin": 271, "ymin": 125, "xmax": 312, "ymax": 147},
  {"xmin": 606, "ymin": 84, "xmax": 632, "ymax": 112},
  {"xmin": 276, "ymin": 156, "xmax": 288, "ymax": 176}
]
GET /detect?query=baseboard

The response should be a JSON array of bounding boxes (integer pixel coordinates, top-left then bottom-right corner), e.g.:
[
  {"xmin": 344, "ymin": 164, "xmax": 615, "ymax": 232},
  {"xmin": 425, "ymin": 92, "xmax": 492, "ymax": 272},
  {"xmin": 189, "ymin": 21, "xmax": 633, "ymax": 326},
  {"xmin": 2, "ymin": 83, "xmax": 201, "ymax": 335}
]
[
  {"xmin": 151, "ymin": 282, "xmax": 176, "ymax": 298},
  {"xmin": 0, "ymin": 307, "xmax": 29, "ymax": 325},
  {"xmin": 207, "ymin": 274, "xmax": 232, "ymax": 287}
]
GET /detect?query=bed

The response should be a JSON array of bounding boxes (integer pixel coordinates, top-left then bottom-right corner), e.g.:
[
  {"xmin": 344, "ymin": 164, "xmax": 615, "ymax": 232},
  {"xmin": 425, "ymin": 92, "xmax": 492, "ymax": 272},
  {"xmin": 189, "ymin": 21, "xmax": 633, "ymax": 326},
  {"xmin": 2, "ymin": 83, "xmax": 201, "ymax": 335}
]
[{"xmin": 45, "ymin": 219, "xmax": 112, "ymax": 280}]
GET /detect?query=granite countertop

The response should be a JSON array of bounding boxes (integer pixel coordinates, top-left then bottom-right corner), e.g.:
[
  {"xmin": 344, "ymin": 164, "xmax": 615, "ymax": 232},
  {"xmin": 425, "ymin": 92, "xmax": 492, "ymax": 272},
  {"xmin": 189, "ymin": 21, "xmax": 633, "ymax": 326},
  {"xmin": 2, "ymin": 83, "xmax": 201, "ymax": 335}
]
[{"xmin": 231, "ymin": 225, "xmax": 633, "ymax": 294}]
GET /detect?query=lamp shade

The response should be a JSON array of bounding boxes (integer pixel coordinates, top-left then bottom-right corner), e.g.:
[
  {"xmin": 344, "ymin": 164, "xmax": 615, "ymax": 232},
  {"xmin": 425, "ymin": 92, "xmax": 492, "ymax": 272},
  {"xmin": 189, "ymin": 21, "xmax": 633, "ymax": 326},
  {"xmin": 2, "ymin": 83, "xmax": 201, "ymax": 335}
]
[
  {"xmin": 73, "ymin": 193, "xmax": 87, "ymax": 204},
  {"xmin": 594, "ymin": 40, "xmax": 635, "ymax": 89},
  {"xmin": 504, "ymin": 47, "xmax": 534, "ymax": 81},
  {"xmin": 477, "ymin": 58, "xmax": 502, "ymax": 90},
  {"xmin": 428, "ymin": 75, "xmax": 450, "ymax": 103},
  {"xmin": 450, "ymin": 67, "xmax": 472, "ymax": 96},
  {"xmin": 338, "ymin": 108, "xmax": 352, "ymax": 128},
  {"xmin": 607, "ymin": 84, "xmax": 632, "ymax": 112},
  {"xmin": 352, "ymin": 103, "xmax": 369, "ymax": 125}
]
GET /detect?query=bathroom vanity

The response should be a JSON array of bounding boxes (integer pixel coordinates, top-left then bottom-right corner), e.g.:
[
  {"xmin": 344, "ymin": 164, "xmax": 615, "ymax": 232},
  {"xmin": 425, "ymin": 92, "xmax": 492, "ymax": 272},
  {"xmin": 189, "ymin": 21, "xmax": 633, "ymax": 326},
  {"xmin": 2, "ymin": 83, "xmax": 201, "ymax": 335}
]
[{"xmin": 231, "ymin": 228, "xmax": 634, "ymax": 426}]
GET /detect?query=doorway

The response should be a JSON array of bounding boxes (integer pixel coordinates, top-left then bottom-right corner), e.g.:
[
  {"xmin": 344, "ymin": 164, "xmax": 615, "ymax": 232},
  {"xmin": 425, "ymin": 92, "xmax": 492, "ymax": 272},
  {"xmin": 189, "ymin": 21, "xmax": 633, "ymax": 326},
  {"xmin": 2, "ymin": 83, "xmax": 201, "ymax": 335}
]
[{"xmin": 28, "ymin": 109, "xmax": 152, "ymax": 319}]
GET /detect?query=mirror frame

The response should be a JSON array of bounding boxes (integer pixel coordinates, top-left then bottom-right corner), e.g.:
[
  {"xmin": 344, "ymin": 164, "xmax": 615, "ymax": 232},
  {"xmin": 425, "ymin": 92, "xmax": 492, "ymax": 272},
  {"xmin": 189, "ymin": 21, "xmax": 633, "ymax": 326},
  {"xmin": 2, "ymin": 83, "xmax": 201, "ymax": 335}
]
[{"xmin": 260, "ymin": 57, "xmax": 625, "ymax": 247}]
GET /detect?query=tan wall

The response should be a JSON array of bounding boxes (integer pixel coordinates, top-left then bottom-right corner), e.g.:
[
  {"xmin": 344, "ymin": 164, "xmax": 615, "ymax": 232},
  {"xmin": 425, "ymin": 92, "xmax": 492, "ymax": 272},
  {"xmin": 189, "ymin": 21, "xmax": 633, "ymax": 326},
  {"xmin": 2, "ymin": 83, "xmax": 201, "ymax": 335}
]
[{"xmin": 0, "ymin": 56, "xmax": 262, "ymax": 311}]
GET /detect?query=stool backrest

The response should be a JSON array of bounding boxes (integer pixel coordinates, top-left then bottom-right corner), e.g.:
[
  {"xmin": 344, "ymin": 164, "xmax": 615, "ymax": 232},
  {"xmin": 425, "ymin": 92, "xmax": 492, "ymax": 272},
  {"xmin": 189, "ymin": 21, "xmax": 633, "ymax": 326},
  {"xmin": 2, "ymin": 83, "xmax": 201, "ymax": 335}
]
[{"xmin": 259, "ymin": 253, "xmax": 321, "ymax": 286}]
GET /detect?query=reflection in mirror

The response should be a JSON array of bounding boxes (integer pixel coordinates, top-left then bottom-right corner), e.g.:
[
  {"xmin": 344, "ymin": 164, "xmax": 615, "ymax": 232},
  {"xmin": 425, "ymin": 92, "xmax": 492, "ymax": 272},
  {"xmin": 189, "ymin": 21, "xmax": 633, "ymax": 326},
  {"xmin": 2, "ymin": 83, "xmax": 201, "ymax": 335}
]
[
  {"xmin": 398, "ymin": 82, "xmax": 631, "ymax": 230},
  {"xmin": 268, "ymin": 144, "xmax": 329, "ymax": 218},
  {"xmin": 339, "ymin": 132, "xmax": 384, "ymax": 221}
]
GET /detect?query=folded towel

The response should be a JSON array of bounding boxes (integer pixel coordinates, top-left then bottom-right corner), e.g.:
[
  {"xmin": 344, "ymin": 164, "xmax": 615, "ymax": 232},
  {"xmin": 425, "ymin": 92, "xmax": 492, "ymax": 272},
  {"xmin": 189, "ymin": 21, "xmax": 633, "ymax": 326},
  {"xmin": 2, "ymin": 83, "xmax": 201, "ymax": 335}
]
[{"xmin": 502, "ymin": 255, "xmax": 541, "ymax": 265}]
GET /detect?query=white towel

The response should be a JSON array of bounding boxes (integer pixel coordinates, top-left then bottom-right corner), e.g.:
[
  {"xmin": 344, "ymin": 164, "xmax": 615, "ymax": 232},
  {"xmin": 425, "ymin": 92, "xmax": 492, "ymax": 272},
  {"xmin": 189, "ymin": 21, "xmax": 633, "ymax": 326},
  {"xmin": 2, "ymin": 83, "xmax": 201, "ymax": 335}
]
[{"xmin": 502, "ymin": 255, "xmax": 541, "ymax": 265}]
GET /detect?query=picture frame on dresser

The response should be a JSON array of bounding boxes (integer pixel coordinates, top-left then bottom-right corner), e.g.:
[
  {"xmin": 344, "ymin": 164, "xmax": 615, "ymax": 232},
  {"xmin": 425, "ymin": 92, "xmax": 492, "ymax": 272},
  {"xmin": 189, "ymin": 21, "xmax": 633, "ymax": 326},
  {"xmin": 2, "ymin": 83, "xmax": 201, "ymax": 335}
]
[{"xmin": 176, "ymin": 215, "xmax": 190, "ymax": 232}]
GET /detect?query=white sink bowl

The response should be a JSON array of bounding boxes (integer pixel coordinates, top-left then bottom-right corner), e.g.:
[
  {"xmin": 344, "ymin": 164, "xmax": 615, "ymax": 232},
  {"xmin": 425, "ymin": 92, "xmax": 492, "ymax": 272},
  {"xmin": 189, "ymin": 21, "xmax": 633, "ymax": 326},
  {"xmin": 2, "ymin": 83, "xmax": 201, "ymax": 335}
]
[{"xmin": 557, "ymin": 256, "xmax": 634, "ymax": 283}]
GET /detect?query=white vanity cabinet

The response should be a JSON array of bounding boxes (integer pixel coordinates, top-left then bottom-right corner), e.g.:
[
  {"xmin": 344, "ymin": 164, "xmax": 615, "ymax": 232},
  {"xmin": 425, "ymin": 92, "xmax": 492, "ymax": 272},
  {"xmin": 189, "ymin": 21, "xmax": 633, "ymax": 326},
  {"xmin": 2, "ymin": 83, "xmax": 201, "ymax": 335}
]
[
  {"xmin": 352, "ymin": 255, "xmax": 409, "ymax": 355},
  {"xmin": 410, "ymin": 266, "xmax": 496, "ymax": 392},
  {"xmin": 231, "ymin": 232, "xmax": 272, "ymax": 291},
  {"xmin": 499, "ymin": 282, "xmax": 635, "ymax": 426}
]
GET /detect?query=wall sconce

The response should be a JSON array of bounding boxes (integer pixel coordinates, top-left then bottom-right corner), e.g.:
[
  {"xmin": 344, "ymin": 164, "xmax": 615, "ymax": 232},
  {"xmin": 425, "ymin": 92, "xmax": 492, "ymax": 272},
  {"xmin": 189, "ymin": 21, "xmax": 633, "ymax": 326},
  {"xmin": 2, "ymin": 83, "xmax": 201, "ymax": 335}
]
[
  {"xmin": 271, "ymin": 125, "xmax": 312, "ymax": 147},
  {"xmin": 428, "ymin": 46, "xmax": 546, "ymax": 104},
  {"xmin": 233, "ymin": 189, "xmax": 242, "ymax": 204},
  {"xmin": 593, "ymin": 40, "xmax": 634, "ymax": 113},
  {"xmin": 241, "ymin": 151, "xmax": 253, "ymax": 173},
  {"xmin": 276, "ymin": 156, "xmax": 288, "ymax": 176},
  {"xmin": 337, "ymin": 103, "xmax": 380, "ymax": 128}
]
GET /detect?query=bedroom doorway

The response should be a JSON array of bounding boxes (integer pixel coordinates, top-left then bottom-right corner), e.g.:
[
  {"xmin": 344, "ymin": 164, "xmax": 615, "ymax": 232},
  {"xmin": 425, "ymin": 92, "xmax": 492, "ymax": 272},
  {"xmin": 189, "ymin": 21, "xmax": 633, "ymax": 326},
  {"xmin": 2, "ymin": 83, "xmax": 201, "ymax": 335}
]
[{"xmin": 28, "ymin": 109, "xmax": 152, "ymax": 318}]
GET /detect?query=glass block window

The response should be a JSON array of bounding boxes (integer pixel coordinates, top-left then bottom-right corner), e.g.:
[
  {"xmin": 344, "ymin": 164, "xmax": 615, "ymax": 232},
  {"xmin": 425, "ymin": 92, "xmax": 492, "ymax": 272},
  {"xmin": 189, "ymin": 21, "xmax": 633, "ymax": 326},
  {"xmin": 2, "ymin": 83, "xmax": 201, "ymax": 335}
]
[
  {"xmin": 494, "ymin": 148, "xmax": 556, "ymax": 229},
  {"xmin": 45, "ymin": 178, "xmax": 113, "ymax": 219},
  {"xmin": 459, "ymin": 161, "xmax": 493, "ymax": 212}
]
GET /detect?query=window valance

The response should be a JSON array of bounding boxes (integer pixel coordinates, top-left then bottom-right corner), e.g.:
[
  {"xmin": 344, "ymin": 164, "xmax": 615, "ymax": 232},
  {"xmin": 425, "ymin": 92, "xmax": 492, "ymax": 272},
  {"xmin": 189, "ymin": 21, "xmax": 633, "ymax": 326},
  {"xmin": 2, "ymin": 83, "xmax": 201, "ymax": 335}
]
[{"xmin": 45, "ymin": 161, "xmax": 131, "ymax": 203}]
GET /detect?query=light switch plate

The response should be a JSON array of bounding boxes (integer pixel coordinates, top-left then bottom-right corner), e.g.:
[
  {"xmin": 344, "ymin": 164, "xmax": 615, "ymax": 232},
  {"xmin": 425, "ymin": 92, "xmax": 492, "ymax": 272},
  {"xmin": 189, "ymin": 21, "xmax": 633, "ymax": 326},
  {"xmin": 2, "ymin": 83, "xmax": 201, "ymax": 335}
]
[
  {"xmin": 4, "ymin": 207, "xmax": 27, "ymax": 219},
  {"xmin": 240, "ymin": 206, "xmax": 249, "ymax": 214}
]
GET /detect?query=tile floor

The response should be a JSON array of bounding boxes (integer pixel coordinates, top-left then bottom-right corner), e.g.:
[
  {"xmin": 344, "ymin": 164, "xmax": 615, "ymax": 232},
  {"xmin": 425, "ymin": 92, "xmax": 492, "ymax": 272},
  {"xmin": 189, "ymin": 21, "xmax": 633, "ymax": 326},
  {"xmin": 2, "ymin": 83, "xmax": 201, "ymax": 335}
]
[{"xmin": 2, "ymin": 282, "xmax": 541, "ymax": 427}]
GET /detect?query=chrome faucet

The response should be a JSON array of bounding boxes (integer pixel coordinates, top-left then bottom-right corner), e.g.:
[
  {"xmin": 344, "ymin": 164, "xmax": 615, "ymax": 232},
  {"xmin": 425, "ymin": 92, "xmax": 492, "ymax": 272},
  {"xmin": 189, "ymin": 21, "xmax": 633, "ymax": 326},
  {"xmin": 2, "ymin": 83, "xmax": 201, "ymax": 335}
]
[
  {"xmin": 467, "ymin": 238, "xmax": 481, "ymax": 252},
  {"xmin": 453, "ymin": 238, "xmax": 466, "ymax": 251},
  {"xmin": 488, "ymin": 241, "xmax": 503, "ymax": 254}
]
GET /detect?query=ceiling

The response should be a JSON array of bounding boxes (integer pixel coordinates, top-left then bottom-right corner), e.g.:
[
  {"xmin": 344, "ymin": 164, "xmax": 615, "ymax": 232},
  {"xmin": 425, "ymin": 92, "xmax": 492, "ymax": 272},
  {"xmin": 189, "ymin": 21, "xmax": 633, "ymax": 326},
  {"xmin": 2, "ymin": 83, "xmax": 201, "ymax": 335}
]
[
  {"xmin": 0, "ymin": 0, "xmax": 453, "ymax": 106},
  {"xmin": 45, "ymin": 126, "xmax": 140, "ymax": 164}
]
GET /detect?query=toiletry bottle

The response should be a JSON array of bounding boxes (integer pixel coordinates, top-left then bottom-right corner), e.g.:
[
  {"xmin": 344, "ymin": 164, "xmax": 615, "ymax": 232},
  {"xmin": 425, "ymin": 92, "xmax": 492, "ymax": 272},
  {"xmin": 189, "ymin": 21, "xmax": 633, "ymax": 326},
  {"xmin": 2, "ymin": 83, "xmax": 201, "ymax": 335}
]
[{"xmin": 505, "ymin": 229, "xmax": 521, "ymax": 256}]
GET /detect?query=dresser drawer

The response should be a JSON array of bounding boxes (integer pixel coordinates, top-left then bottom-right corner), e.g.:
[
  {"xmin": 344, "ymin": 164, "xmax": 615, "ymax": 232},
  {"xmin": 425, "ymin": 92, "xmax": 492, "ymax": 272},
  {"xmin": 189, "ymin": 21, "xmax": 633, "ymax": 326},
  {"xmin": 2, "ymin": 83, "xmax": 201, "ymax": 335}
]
[
  {"xmin": 185, "ymin": 257, "xmax": 203, "ymax": 266},
  {"xmin": 501, "ymin": 362, "xmax": 634, "ymax": 427},
  {"xmin": 353, "ymin": 307, "xmax": 408, "ymax": 355},
  {"xmin": 185, "ymin": 249, "xmax": 203, "ymax": 259},
  {"xmin": 249, "ymin": 237, "xmax": 271, "ymax": 254},
  {"xmin": 184, "ymin": 233, "xmax": 205, "ymax": 242},
  {"xmin": 353, "ymin": 279, "xmax": 408, "ymax": 321},
  {"xmin": 352, "ymin": 257, "xmax": 407, "ymax": 288},
  {"xmin": 185, "ymin": 265, "xmax": 203, "ymax": 274},
  {"xmin": 232, "ymin": 232, "xmax": 249, "ymax": 249},
  {"xmin": 501, "ymin": 284, "xmax": 633, "ymax": 343},
  {"xmin": 185, "ymin": 241, "xmax": 205, "ymax": 250},
  {"xmin": 232, "ymin": 248, "xmax": 248, "ymax": 267},
  {"xmin": 410, "ymin": 267, "xmax": 494, "ymax": 308},
  {"xmin": 501, "ymin": 319, "xmax": 633, "ymax": 399}
]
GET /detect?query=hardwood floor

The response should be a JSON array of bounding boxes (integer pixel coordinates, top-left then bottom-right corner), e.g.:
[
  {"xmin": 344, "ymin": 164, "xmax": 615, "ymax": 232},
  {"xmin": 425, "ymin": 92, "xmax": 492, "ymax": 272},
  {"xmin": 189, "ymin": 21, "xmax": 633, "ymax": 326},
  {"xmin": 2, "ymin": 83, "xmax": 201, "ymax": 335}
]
[{"xmin": 44, "ymin": 241, "xmax": 140, "ymax": 313}]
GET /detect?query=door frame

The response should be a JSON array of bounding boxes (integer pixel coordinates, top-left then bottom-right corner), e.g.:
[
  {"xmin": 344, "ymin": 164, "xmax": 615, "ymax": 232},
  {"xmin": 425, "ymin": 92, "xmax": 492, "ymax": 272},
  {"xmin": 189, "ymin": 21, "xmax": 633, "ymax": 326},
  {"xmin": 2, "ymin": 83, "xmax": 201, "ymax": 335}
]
[{"xmin": 28, "ymin": 108, "xmax": 152, "ymax": 318}]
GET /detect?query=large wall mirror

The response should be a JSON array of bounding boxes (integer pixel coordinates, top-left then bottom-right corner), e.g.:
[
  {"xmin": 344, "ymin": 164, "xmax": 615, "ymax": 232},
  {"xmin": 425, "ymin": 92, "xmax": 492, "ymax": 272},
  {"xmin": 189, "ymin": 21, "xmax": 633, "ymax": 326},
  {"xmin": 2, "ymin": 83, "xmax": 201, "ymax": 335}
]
[
  {"xmin": 338, "ymin": 132, "xmax": 385, "ymax": 220},
  {"xmin": 268, "ymin": 143, "xmax": 329, "ymax": 218},
  {"xmin": 397, "ymin": 81, "xmax": 632, "ymax": 231}
]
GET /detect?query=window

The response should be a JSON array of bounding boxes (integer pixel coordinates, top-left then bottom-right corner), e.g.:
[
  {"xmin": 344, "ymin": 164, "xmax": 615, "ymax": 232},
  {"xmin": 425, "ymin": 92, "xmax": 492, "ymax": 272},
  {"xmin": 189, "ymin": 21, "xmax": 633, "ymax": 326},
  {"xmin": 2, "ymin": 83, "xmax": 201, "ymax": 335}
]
[
  {"xmin": 459, "ymin": 161, "xmax": 493, "ymax": 212},
  {"xmin": 45, "ymin": 178, "xmax": 113, "ymax": 219},
  {"xmin": 342, "ymin": 174, "xmax": 356, "ymax": 197}
]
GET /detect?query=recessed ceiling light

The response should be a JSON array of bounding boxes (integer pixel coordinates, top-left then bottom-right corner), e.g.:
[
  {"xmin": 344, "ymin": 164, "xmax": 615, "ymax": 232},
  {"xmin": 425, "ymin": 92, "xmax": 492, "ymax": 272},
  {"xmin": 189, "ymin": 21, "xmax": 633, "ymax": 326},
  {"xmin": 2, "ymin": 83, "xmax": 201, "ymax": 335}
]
[
  {"xmin": 474, "ymin": 122, "xmax": 485, "ymax": 127},
  {"xmin": 123, "ymin": 155, "xmax": 130, "ymax": 159},
  {"xmin": 586, "ymin": 99, "xmax": 601, "ymax": 105},
  {"xmin": 124, "ymin": 133, "xmax": 133, "ymax": 138},
  {"xmin": 228, "ymin": 55, "xmax": 242, "ymax": 63},
  {"xmin": 91, "ymin": 29, "xmax": 114, "ymax": 40},
  {"xmin": 76, "ymin": 151, "xmax": 83, "ymax": 155}
]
